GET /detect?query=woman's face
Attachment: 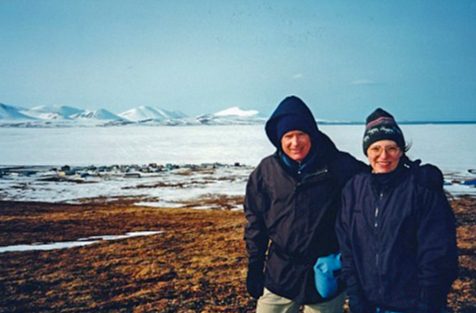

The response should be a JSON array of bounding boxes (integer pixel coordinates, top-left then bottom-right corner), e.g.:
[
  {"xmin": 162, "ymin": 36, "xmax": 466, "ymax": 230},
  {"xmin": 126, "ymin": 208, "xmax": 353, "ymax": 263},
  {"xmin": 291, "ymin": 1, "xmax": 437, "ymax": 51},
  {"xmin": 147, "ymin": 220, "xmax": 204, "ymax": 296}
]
[{"xmin": 367, "ymin": 140, "xmax": 402, "ymax": 173}]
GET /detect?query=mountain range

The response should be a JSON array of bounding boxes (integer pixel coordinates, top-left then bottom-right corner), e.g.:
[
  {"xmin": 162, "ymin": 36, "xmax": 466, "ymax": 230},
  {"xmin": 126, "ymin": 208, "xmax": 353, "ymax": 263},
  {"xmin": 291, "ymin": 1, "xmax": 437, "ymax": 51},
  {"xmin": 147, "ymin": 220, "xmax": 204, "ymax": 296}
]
[
  {"xmin": 0, "ymin": 103, "xmax": 266, "ymax": 127},
  {"xmin": 3, "ymin": 103, "xmax": 471, "ymax": 127}
]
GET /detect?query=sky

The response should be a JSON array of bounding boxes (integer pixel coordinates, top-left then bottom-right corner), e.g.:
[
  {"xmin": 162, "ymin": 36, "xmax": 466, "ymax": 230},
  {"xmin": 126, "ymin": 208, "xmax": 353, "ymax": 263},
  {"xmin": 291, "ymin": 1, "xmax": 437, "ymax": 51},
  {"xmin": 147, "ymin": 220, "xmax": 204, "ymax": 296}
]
[{"xmin": 1, "ymin": 0, "xmax": 475, "ymax": 122}]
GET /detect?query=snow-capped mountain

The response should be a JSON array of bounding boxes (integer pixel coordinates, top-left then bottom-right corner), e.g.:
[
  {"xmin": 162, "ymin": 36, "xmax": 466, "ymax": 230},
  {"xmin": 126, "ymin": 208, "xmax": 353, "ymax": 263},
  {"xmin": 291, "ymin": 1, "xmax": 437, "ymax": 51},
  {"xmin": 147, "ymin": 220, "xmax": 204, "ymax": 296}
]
[
  {"xmin": 118, "ymin": 106, "xmax": 187, "ymax": 122},
  {"xmin": 0, "ymin": 103, "xmax": 265, "ymax": 127},
  {"xmin": 73, "ymin": 109, "xmax": 124, "ymax": 121},
  {"xmin": 197, "ymin": 106, "xmax": 265, "ymax": 125},
  {"xmin": 213, "ymin": 106, "xmax": 259, "ymax": 117},
  {"xmin": 155, "ymin": 108, "xmax": 187, "ymax": 119},
  {"xmin": 24, "ymin": 105, "xmax": 85, "ymax": 120},
  {"xmin": 0, "ymin": 103, "xmax": 35, "ymax": 120}
]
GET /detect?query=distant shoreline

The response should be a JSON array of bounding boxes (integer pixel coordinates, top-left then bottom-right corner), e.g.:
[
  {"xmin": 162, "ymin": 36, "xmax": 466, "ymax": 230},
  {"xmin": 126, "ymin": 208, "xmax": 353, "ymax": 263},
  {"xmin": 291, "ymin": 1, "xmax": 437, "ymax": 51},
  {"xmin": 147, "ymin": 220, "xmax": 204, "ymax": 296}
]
[
  {"xmin": 1, "ymin": 120, "xmax": 476, "ymax": 128},
  {"xmin": 319, "ymin": 120, "xmax": 476, "ymax": 125}
]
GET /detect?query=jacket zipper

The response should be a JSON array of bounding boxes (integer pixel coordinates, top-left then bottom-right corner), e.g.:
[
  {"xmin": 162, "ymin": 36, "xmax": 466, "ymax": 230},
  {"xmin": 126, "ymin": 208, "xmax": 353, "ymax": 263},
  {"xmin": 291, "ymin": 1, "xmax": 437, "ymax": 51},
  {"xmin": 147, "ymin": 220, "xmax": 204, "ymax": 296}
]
[
  {"xmin": 305, "ymin": 168, "xmax": 328, "ymax": 180},
  {"xmin": 374, "ymin": 192, "xmax": 383, "ymax": 228},
  {"xmin": 296, "ymin": 168, "xmax": 328, "ymax": 188},
  {"xmin": 375, "ymin": 191, "xmax": 384, "ymax": 299}
]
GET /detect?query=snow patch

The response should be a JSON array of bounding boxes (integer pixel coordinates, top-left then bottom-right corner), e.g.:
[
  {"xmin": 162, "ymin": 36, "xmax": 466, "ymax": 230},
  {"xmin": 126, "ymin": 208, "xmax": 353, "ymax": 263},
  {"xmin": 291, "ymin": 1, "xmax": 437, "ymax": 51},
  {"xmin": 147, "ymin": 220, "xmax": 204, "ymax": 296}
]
[
  {"xmin": 25, "ymin": 105, "xmax": 85, "ymax": 119},
  {"xmin": 73, "ymin": 109, "xmax": 124, "ymax": 121},
  {"xmin": 0, "ymin": 231, "xmax": 163, "ymax": 253},
  {"xmin": 214, "ymin": 106, "xmax": 259, "ymax": 117},
  {"xmin": 118, "ymin": 106, "xmax": 187, "ymax": 122}
]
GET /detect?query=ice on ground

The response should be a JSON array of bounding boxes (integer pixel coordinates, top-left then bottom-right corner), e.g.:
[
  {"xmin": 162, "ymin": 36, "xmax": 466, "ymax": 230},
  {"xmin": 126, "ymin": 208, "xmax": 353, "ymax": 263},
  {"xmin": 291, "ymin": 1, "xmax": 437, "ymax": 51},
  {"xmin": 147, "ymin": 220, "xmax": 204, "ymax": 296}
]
[
  {"xmin": 0, "ymin": 231, "xmax": 163, "ymax": 253},
  {"xmin": 0, "ymin": 162, "xmax": 474, "ymax": 207},
  {"xmin": 0, "ymin": 163, "xmax": 252, "ymax": 207},
  {"xmin": 0, "ymin": 125, "xmax": 475, "ymax": 204}
]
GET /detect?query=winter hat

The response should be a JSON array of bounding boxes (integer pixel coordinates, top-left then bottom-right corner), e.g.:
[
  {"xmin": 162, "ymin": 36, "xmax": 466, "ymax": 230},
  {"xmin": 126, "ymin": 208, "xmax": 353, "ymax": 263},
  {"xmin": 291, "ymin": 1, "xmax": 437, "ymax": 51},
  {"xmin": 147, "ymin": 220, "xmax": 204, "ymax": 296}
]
[
  {"xmin": 265, "ymin": 95, "xmax": 321, "ymax": 149},
  {"xmin": 276, "ymin": 114, "xmax": 316, "ymax": 141},
  {"xmin": 363, "ymin": 108, "xmax": 405, "ymax": 155}
]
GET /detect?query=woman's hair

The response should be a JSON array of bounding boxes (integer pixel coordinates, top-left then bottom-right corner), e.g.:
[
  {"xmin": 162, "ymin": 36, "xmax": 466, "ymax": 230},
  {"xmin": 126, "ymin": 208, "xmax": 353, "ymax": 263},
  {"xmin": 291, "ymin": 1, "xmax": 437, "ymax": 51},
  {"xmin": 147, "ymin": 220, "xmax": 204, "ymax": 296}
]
[{"xmin": 403, "ymin": 142, "xmax": 412, "ymax": 154}]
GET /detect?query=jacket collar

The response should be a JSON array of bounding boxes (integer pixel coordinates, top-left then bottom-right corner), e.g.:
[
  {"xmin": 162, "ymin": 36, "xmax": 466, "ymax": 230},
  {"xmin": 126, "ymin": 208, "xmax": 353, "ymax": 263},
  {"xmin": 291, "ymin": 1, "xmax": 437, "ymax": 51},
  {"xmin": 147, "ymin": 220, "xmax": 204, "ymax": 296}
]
[{"xmin": 370, "ymin": 161, "xmax": 409, "ymax": 194}]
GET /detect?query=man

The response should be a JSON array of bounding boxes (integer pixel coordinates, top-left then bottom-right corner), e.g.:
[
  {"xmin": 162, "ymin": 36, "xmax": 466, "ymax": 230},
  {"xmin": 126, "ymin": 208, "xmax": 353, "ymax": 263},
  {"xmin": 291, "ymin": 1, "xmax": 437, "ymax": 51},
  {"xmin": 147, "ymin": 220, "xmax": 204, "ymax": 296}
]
[{"xmin": 244, "ymin": 96, "xmax": 367, "ymax": 313}]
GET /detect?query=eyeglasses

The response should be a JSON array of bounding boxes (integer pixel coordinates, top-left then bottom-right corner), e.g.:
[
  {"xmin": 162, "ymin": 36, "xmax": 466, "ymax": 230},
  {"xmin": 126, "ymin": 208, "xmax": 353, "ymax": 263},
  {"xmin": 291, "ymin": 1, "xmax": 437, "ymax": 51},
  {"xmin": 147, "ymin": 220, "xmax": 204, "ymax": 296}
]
[{"xmin": 367, "ymin": 145, "xmax": 401, "ymax": 156}]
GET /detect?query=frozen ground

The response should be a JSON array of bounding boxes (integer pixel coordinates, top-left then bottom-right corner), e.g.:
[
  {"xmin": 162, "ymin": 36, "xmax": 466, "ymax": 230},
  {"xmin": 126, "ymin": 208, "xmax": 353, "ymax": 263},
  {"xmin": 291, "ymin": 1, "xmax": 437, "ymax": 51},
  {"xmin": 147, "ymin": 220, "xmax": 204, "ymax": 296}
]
[
  {"xmin": 0, "ymin": 124, "xmax": 475, "ymax": 204},
  {"xmin": 0, "ymin": 162, "xmax": 474, "ymax": 208},
  {"xmin": 0, "ymin": 163, "xmax": 252, "ymax": 209},
  {"xmin": 0, "ymin": 124, "xmax": 474, "ymax": 171}
]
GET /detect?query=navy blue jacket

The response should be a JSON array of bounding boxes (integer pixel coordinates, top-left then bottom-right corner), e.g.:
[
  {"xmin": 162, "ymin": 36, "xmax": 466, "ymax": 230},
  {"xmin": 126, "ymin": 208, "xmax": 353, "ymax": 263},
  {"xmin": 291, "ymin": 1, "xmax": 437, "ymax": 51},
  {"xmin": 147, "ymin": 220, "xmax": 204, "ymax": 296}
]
[
  {"xmin": 244, "ymin": 96, "xmax": 367, "ymax": 304},
  {"xmin": 336, "ymin": 160, "xmax": 458, "ymax": 311}
]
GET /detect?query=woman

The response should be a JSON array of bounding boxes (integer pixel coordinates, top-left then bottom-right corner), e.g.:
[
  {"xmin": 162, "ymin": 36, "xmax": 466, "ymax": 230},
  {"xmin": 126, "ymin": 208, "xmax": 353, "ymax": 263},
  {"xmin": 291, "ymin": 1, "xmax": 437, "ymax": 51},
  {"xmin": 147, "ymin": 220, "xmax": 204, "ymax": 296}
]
[{"xmin": 336, "ymin": 108, "xmax": 458, "ymax": 313}]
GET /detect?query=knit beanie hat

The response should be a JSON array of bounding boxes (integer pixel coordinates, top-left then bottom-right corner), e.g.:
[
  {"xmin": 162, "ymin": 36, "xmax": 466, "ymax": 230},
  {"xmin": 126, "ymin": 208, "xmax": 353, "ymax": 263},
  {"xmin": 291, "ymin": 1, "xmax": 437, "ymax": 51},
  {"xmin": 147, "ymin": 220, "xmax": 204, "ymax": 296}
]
[
  {"xmin": 276, "ymin": 114, "xmax": 316, "ymax": 141},
  {"xmin": 363, "ymin": 108, "xmax": 405, "ymax": 155}
]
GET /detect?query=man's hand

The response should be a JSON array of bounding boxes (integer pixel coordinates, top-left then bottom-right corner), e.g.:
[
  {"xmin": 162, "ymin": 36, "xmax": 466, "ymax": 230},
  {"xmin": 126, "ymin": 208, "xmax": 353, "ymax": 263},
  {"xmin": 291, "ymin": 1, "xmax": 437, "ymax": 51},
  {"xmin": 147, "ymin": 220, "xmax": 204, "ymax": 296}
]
[{"xmin": 246, "ymin": 261, "xmax": 264, "ymax": 299}]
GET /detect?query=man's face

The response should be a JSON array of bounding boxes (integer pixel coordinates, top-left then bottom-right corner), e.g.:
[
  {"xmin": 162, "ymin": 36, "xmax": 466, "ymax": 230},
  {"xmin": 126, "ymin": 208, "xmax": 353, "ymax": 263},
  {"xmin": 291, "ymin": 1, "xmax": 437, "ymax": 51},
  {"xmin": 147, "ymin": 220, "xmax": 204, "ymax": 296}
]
[{"xmin": 280, "ymin": 130, "xmax": 312, "ymax": 162}]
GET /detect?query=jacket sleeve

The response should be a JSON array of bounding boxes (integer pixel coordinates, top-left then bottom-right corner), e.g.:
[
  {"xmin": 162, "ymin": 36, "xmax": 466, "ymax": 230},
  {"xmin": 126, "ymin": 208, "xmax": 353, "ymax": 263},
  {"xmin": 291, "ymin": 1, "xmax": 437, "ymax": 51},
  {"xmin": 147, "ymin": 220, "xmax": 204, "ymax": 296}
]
[
  {"xmin": 335, "ymin": 180, "xmax": 363, "ymax": 297},
  {"xmin": 416, "ymin": 169, "xmax": 458, "ymax": 306},
  {"xmin": 335, "ymin": 152, "xmax": 369, "ymax": 187},
  {"xmin": 243, "ymin": 168, "xmax": 269, "ymax": 267}
]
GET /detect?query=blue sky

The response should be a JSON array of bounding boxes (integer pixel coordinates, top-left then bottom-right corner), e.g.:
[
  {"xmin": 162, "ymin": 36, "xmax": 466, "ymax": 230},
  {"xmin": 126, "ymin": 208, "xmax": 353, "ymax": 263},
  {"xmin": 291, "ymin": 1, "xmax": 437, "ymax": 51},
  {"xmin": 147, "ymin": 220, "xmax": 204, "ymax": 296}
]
[{"xmin": 1, "ymin": 0, "xmax": 475, "ymax": 121}]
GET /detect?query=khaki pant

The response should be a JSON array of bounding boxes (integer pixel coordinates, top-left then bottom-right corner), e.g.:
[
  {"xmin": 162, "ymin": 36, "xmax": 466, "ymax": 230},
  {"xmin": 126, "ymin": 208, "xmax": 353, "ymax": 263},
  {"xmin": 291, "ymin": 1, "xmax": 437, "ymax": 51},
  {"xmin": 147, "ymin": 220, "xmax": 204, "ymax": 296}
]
[{"xmin": 256, "ymin": 288, "xmax": 345, "ymax": 313}]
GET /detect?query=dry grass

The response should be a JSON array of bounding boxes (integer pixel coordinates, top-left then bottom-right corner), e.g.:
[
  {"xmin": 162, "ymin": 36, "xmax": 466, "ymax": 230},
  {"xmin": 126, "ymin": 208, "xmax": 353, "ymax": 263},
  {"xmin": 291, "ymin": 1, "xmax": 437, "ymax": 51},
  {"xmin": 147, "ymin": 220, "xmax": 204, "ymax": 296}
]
[
  {"xmin": 0, "ymin": 201, "xmax": 254, "ymax": 313},
  {"xmin": 0, "ymin": 197, "xmax": 474, "ymax": 313}
]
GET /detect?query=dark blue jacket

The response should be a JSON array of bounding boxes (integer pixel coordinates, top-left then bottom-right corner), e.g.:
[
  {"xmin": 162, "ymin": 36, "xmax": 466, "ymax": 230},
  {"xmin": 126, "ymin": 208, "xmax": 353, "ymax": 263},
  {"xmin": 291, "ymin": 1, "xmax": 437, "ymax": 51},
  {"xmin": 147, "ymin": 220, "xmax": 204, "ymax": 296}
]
[
  {"xmin": 244, "ymin": 96, "xmax": 367, "ymax": 304},
  {"xmin": 336, "ymin": 160, "xmax": 458, "ymax": 311}
]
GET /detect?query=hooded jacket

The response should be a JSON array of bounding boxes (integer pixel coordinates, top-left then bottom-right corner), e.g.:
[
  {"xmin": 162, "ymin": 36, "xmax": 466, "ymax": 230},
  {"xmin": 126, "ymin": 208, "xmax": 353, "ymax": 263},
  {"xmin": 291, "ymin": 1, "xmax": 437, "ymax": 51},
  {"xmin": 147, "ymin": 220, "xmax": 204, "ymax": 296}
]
[
  {"xmin": 336, "ymin": 159, "xmax": 458, "ymax": 311},
  {"xmin": 244, "ymin": 96, "xmax": 367, "ymax": 304}
]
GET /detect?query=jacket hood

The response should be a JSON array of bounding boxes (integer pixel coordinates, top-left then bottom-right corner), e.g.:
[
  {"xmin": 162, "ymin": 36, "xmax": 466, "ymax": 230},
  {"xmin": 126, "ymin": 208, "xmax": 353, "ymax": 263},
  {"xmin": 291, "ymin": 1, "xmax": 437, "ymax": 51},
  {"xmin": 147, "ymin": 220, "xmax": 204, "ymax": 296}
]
[{"xmin": 265, "ymin": 96, "xmax": 337, "ymax": 156}]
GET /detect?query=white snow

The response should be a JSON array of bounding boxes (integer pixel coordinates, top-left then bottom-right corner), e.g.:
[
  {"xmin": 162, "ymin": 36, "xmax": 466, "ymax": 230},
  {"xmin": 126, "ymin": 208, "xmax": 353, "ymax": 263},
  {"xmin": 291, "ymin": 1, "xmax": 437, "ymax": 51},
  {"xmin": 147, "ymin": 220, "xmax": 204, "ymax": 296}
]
[
  {"xmin": 0, "ymin": 231, "xmax": 163, "ymax": 253},
  {"xmin": 0, "ymin": 125, "xmax": 273, "ymax": 166},
  {"xmin": 24, "ymin": 105, "xmax": 85, "ymax": 119},
  {"xmin": 73, "ymin": 109, "xmax": 123, "ymax": 121},
  {"xmin": 0, "ymin": 124, "xmax": 475, "ymax": 204},
  {"xmin": 118, "ymin": 106, "xmax": 187, "ymax": 122},
  {"xmin": 155, "ymin": 108, "xmax": 187, "ymax": 119},
  {"xmin": 0, "ymin": 164, "xmax": 252, "ymax": 206},
  {"xmin": 0, "ymin": 104, "xmax": 263, "ymax": 126},
  {"xmin": 214, "ymin": 106, "xmax": 259, "ymax": 117},
  {"xmin": 0, "ymin": 124, "xmax": 473, "ymax": 172},
  {"xmin": 119, "ymin": 106, "xmax": 167, "ymax": 122}
]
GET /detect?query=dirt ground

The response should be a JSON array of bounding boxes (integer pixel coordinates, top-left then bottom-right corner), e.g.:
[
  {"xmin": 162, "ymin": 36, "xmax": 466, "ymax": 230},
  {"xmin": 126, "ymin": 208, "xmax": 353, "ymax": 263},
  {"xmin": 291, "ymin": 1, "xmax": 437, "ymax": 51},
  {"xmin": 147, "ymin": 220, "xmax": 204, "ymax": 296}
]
[{"xmin": 0, "ymin": 197, "xmax": 474, "ymax": 313}]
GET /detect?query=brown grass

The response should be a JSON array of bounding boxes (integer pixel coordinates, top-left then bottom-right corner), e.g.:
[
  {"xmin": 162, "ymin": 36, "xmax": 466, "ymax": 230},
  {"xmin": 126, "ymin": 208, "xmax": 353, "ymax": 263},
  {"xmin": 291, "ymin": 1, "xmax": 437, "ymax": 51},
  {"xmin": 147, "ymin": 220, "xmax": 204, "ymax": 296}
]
[{"xmin": 0, "ymin": 197, "xmax": 474, "ymax": 313}]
